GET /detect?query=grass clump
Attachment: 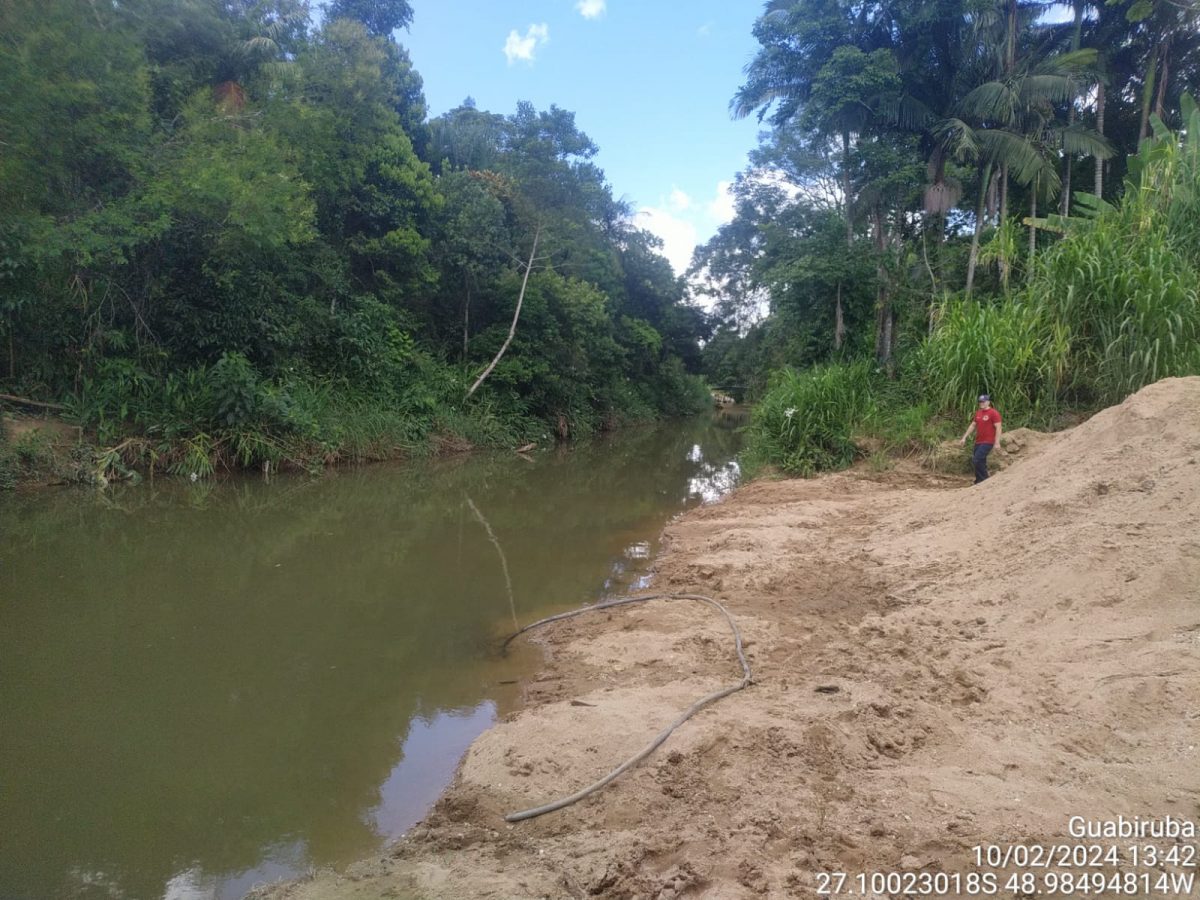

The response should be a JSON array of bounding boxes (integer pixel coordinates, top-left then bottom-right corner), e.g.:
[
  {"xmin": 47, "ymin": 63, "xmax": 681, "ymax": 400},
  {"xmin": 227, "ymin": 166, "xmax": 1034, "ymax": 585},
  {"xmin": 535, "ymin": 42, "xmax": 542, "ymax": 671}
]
[
  {"xmin": 743, "ymin": 360, "xmax": 874, "ymax": 476},
  {"xmin": 861, "ymin": 393, "xmax": 957, "ymax": 462},
  {"xmin": 917, "ymin": 297, "xmax": 1066, "ymax": 421},
  {"xmin": 0, "ymin": 429, "xmax": 14, "ymax": 491},
  {"xmin": 0, "ymin": 429, "xmax": 67, "ymax": 489}
]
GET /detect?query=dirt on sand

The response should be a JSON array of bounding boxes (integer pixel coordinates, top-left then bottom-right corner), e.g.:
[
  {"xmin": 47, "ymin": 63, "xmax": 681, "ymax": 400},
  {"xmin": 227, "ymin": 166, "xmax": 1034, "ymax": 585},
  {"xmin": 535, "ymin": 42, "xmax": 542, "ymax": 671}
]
[{"xmin": 255, "ymin": 377, "xmax": 1200, "ymax": 899}]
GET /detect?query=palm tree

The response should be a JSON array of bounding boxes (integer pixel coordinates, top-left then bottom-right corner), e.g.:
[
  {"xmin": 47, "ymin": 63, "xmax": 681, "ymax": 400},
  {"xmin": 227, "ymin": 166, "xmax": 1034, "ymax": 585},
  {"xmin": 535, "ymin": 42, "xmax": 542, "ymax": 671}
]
[{"xmin": 936, "ymin": 33, "xmax": 1111, "ymax": 292}]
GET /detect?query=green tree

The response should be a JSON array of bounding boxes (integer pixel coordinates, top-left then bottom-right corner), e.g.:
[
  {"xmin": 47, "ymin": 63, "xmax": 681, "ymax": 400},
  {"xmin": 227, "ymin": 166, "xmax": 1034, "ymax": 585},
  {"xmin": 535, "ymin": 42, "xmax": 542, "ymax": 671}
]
[{"xmin": 326, "ymin": 0, "xmax": 413, "ymax": 37}]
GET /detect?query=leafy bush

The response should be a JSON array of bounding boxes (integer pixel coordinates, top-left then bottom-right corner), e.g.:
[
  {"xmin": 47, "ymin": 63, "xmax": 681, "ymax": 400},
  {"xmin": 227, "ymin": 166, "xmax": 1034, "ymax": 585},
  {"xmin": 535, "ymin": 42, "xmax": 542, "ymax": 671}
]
[
  {"xmin": 209, "ymin": 353, "xmax": 266, "ymax": 427},
  {"xmin": 744, "ymin": 361, "xmax": 875, "ymax": 475},
  {"xmin": 75, "ymin": 358, "xmax": 157, "ymax": 444},
  {"xmin": 641, "ymin": 357, "xmax": 712, "ymax": 419}
]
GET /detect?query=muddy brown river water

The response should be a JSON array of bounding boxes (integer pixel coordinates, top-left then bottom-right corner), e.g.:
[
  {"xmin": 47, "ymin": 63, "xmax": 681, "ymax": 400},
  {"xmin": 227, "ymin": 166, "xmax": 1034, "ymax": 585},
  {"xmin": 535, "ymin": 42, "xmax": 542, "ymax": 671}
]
[{"xmin": 0, "ymin": 414, "xmax": 742, "ymax": 900}]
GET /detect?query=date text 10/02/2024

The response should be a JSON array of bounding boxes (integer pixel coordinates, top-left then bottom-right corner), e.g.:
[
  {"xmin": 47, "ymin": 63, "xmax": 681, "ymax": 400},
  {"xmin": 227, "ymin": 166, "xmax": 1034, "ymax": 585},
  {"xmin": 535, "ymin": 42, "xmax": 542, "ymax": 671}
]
[{"xmin": 817, "ymin": 816, "xmax": 1197, "ymax": 895}]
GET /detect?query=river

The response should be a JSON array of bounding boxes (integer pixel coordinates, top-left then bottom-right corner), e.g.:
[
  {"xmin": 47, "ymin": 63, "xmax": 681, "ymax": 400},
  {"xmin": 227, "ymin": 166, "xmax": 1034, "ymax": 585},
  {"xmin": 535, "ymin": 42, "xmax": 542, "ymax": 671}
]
[{"xmin": 0, "ymin": 412, "xmax": 744, "ymax": 900}]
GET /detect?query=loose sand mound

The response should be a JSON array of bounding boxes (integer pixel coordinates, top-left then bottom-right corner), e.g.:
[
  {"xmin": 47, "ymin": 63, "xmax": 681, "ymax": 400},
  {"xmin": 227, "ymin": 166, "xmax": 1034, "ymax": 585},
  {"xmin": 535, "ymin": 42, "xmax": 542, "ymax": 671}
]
[{"xmin": 258, "ymin": 378, "xmax": 1200, "ymax": 900}]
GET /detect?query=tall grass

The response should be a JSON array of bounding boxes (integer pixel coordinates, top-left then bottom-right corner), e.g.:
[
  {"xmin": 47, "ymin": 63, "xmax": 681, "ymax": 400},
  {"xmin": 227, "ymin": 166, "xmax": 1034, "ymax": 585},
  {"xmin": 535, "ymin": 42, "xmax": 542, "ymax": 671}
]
[
  {"xmin": 917, "ymin": 297, "xmax": 1067, "ymax": 419},
  {"xmin": 860, "ymin": 397, "xmax": 954, "ymax": 457},
  {"xmin": 1024, "ymin": 105, "xmax": 1200, "ymax": 404},
  {"xmin": 743, "ymin": 361, "xmax": 874, "ymax": 476},
  {"xmin": 923, "ymin": 100, "xmax": 1200, "ymax": 417},
  {"xmin": 1033, "ymin": 228, "xmax": 1200, "ymax": 404}
]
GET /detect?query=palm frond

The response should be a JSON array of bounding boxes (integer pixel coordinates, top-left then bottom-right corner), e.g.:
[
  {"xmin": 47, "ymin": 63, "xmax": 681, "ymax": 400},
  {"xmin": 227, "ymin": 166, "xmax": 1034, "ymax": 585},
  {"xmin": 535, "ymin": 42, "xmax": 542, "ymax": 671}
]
[
  {"xmin": 1053, "ymin": 124, "xmax": 1116, "ymax": 159},
  {"xmin": 241, "ymin": 35, "xmax": 279, "ymax": 59},
  {"xmin": 957, "ymin": 81, "xmax": 1018, "ymax": 124},
  {"xmin": 976, "ymin": 128, "xmax": 1061, "ymax": 194},
  {"xmin": 1019, "ymin": 74, "xmax": 1074, "ymax": 106},
  {"xmin": 875, "ymin": 92, "xmax": 935, "ymax": 130},
  {"xmin": 933, "ymin": 117, "xmax": 981, "ymax": 162},
  {"xmin": 731, "ymin": 81, "xmax": 800, "ymax": 121},
  {"xmin": 1031, "ymin": 48, "xmax": 1098, "ymax": 77},
  {"xmin": 762, "ymin": 0, "xmax": 796, "ymax": 22},
  {"xmin": 967, "ymin": 4, "xmax": 1003, "ymax": 38}
]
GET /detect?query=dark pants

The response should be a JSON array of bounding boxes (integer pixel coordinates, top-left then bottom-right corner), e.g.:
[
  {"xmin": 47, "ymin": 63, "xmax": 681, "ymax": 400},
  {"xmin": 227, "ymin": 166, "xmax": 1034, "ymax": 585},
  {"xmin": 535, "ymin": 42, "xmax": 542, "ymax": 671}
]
[{"xmin": 973, "ymin": 442, "xmax": 993, "ymax": 484}]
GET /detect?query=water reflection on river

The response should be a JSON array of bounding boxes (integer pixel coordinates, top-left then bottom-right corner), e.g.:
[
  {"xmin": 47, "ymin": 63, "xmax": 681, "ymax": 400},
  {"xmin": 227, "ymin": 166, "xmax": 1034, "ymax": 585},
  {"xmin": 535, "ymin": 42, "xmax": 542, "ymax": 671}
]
[{"xmin": 0, "ymin": 413, "xmax": 743, "ymax": 900}]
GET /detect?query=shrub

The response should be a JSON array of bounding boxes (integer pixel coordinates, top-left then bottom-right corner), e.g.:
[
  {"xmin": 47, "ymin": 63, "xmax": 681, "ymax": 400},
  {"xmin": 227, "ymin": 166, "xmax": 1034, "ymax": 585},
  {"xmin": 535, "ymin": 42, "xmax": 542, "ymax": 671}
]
[
  {"xmin": 643, "ymin": 357, "xmax": 712, "ymax": 418},
  {"xmin": 744, "ymin": 361, "xmax": 874, "ymax": 476}
]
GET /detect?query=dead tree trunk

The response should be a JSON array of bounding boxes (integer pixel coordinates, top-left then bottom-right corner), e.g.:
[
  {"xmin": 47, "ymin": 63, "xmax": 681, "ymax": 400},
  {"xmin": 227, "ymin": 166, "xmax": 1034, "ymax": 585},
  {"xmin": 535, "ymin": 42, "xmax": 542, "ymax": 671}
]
[
  {"xmin": 966, "ymin": 161, "xmax": 993, "ymax": 296},
  {"xmin": 872, "ymin": 208, "xmax": 894, "ymax": 369},
  {"xmin": 1139, "ymin": 43, "xmax": 1160, "ymax": 142},
  {"xmin": 466, "ymin": 226, "xmax": 541, "ymax": 399},
  {"xmin": 1028, "ymin": 177, "xmax": 1038, "ymax": 265},
  {"xmin": 1094, "ymin": 80, "xmax": 1106, "ymax": 198},
  {"xmin": 1154, "ymin": 40, "xmax": 1170, "ymax": 121},
  {"xmin": 462, "ymin": 273, "xmax": 470, "ymax": 363},
  {"xmin": 834, "ymin": 283, "xmax": 845, "ymax": 351}
]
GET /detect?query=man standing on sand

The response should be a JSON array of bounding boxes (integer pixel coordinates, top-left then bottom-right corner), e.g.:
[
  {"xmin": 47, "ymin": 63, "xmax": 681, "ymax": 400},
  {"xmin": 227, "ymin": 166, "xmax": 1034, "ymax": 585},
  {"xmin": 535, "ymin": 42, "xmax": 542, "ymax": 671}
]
[{"xmin": 960, "ymin": 394, "xmax": 1002, "ymax": 484}]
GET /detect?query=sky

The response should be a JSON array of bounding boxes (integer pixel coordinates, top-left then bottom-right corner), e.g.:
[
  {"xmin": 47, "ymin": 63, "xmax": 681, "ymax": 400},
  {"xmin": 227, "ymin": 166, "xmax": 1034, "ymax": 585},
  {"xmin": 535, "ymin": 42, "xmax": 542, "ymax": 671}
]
[{"xmin": 398, "ymin": 1, "xmax": 766, "ymax": 275}]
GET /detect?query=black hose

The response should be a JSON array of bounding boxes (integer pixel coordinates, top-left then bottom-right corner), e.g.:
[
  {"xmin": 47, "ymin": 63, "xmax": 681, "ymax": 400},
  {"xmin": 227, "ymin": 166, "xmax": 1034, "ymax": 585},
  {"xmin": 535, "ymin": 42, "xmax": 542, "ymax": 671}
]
[{"xmin": 502, "ymin": 592, "xmax": 752, "ymax": 823}]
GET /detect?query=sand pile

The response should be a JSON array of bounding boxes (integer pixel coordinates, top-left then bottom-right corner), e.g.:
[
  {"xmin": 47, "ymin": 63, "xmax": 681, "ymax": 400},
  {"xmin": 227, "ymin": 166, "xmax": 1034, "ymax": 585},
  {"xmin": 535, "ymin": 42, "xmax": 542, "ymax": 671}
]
[{"xmin": 258, "ymin": 378, "xmax": 1199, "ymax": 900}]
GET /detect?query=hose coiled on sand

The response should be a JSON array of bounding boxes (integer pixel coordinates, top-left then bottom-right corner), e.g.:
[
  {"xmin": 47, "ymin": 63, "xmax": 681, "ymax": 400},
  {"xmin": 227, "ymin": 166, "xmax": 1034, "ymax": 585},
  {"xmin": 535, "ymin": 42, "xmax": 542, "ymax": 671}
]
[{"xmin": 502, "ymin": 592, "xmax": 752, "ymax": 823}]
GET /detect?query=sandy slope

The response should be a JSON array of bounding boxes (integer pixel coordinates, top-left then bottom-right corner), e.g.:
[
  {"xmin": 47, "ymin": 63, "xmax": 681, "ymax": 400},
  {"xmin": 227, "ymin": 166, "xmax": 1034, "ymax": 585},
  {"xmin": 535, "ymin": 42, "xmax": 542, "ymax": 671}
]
[{"xmin": 255, "ymin": 377, "xmax": 1200, "ymax": 899}]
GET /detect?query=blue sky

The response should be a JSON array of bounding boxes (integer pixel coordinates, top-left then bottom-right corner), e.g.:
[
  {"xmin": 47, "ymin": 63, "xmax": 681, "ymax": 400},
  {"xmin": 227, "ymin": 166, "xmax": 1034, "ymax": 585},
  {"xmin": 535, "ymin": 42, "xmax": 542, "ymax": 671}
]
[{"xmin": 399, "ymin": 1, "xmax": 766, "ymax": 274}]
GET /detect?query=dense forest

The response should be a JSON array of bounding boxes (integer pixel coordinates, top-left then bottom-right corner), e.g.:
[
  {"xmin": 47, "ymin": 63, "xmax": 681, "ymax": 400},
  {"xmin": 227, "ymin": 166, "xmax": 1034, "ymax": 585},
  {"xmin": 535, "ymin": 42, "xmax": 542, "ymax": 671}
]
[
  {"xmin": 2, "ymin": 0, "xmax": 1199, "ymax": 486},
  {"xmin": 696, "ymin": 0, "xmax": 1200, "ymax": 473},
  {"xmin": 0, "ymin": 0, "xmax": 710, "ymax": 482}
]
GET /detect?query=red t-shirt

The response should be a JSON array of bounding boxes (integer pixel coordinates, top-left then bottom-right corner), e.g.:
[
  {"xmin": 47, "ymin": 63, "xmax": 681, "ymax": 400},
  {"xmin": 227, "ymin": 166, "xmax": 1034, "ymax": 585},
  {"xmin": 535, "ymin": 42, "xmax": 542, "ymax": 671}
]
[{"xmin": 974, "ymin": 407, "xmax": 1002, "ymax": 444}]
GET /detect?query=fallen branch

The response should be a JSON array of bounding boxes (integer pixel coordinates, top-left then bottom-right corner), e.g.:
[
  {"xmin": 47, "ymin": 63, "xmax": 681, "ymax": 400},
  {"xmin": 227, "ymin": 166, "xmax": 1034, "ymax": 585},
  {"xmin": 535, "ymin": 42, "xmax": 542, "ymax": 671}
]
[{"xmin": 0, "ymin": 392, "xmax": 68, "ymax": 412}]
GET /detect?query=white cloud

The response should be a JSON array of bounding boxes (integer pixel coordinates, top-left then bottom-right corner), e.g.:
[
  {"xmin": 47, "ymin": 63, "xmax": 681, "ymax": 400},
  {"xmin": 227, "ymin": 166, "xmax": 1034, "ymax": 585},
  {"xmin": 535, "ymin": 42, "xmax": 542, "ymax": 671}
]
[
  {"xmin": 697, "ymin": 22, "xmax": 712, "ymax": 37},
  {"xmin": 634, "ymin": 180, "xmax": 740, "ymax": 276},
  {"xmin": 668, "ymin": 187, "xmax": 692, "ymax": 211},
  {"xmin": 576, "ymin": 0, "xmax": 606, "ymax": 19},
  {"xmin": 637, "ymin": 206, "xmax": 698, "ymax": 276},
  {"xmin": 503, "ymin": 23, "xmax": 549, "ymax": 64},
  {"xmin": 707, "ymin": 180, "xmax": 735, "ymax": 224}
]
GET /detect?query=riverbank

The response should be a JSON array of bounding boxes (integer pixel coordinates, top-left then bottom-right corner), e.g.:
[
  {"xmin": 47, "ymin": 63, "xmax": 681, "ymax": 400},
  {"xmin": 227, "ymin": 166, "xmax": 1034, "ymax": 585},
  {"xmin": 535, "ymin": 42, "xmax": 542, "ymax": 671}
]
[
  {"xmin": 0, "ymin": 401, "xmax": 550, "ymax": 491},
  {"xmin": 254, "ymin": 378, "xmax": 1200, "ymax": 899},
  {"xmin": 0, "ymin": 397, "xmax": 712, "ymax": 491}
]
